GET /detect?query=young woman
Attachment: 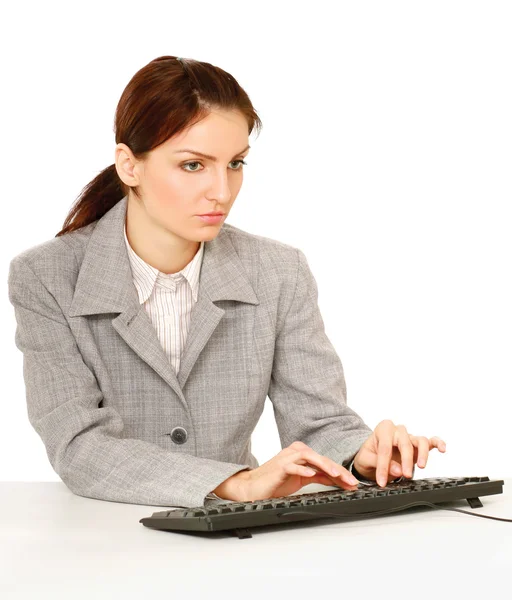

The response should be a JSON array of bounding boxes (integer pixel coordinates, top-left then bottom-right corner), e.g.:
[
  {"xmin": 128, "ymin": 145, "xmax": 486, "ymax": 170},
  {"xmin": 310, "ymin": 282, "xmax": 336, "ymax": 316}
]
[{"xmin": 7, "ymin": 55, "xmax": 446, "ymax": 508}]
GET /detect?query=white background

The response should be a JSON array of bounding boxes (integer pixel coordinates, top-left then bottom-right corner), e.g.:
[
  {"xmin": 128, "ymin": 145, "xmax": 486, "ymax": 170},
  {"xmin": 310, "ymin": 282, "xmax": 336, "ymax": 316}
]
[{"xmin": 2, "ymin": 0, "xmax": 510, "ymax": 484}]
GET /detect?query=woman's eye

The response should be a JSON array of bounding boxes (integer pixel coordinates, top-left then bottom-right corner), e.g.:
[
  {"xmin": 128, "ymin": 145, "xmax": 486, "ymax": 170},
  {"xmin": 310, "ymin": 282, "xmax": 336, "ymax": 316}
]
[{"xmin": 182, "ymin": 159, "xmax": 247, "ymax": 173}]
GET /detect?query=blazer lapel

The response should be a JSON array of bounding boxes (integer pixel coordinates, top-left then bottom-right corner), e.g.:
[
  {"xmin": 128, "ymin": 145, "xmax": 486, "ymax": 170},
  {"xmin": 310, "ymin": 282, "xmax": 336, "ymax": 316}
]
[{"xmin": 68, "ymin": 195, "xmax": 259, "ymax": 409}]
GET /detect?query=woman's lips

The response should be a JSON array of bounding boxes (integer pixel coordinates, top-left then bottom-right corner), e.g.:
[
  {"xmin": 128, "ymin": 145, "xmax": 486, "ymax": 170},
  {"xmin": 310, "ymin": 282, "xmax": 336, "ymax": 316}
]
[{"xmin": 197, "ymin": 214, "xmax": 225, "ymax": 224}]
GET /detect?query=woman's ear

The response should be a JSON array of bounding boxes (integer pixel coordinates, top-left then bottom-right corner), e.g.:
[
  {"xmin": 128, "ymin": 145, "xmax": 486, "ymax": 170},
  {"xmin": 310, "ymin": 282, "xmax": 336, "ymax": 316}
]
[{"xmin": 115, "ymin": 143, "xmax": 141, "ymax": 187}]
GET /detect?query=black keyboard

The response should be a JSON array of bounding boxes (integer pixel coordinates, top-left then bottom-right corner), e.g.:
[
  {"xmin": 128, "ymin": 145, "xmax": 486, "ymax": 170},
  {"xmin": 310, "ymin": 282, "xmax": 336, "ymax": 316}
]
[{"xmin": 139, "ymin": 476, "xmax": 504, "ymax": 538}]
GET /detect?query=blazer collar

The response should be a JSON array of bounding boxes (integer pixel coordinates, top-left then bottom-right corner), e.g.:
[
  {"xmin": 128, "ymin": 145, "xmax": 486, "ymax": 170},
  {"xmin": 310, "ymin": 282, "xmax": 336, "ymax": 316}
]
[
  {"xmin": 67, "ymin": 195, "xmax": 259, "ymax": 401},
  {"xmin": 68, "ymin": 195, "xmax": 258, "ymax": 318}
]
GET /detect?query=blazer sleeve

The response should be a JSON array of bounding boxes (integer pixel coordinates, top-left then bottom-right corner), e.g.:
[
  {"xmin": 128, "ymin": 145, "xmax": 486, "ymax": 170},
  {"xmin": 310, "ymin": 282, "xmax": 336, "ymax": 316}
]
[
  {"xmin": 268, "ymin": 248, "xmax": 374, "ymax": 469},
  {"xmin": 8, "ymin": 256, "xmax": 251, "ymax": 508}
]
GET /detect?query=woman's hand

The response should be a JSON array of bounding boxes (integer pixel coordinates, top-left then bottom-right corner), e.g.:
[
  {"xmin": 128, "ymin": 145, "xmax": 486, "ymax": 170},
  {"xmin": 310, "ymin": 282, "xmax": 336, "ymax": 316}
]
[
  {"xmin": 353, "ymin": 419, "xmax": 447, "ymax": 487},
  {"xmin": 226, "ymin": 440, "xmax": 361, "ymax": 502}
]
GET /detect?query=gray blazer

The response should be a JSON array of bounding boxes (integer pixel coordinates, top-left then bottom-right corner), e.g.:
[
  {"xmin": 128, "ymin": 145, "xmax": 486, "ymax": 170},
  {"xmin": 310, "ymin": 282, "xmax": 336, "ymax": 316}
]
[{"xmin": 7, "ymin": 195, "xmax": 373, "ymax": 508}]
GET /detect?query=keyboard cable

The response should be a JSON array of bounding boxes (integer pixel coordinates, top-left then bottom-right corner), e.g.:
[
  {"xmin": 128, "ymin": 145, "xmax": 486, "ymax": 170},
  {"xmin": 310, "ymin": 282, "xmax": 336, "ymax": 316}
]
[{"xmin": 276, "ymin": 501, "xmax": 512, "ymax": 523}]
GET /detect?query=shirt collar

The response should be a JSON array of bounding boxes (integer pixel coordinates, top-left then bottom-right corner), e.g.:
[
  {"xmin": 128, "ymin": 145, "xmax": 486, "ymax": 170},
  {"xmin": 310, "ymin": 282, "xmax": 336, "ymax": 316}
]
[{"xmin": 124, "ymin": 221, "xmax": 204, "ymax": 304}]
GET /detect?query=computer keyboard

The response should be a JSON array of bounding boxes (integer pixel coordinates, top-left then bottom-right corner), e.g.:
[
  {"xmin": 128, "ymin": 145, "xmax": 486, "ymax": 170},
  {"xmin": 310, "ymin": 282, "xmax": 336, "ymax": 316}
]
[{"xmin": 139, "ymin": 476, "xmax": 505, "ymax": 538}]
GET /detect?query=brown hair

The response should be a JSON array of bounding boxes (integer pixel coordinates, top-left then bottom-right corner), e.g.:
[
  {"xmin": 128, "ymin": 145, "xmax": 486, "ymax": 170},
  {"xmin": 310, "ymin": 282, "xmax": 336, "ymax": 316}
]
[{"xmin": 55, "ymin": 55, "xmax": 263, "ymax": 237}]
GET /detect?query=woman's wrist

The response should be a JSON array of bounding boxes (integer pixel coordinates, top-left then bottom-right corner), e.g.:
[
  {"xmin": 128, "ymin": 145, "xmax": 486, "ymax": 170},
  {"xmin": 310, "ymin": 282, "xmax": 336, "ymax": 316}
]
[{"xmin": 212, "ymin": 469, "xmax": 251, "ymax": 501}]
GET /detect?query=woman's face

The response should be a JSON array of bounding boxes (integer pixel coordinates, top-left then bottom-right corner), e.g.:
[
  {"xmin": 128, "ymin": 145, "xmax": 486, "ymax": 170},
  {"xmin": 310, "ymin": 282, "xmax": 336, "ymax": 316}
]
[{"xmin": 117, "ymin": 108, "xmax": 250, "ymax": 244}]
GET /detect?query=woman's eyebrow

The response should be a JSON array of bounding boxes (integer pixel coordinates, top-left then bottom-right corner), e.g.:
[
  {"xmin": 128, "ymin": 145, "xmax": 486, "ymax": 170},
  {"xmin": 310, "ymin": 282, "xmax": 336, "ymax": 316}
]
[{"xmin": 173, "ymin": 145, "xmax": 251, "ymax": 161}]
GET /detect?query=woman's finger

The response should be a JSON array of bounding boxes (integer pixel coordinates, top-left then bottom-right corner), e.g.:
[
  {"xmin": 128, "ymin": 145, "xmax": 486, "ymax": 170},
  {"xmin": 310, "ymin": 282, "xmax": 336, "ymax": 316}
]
[
  {"xmin": 303, "ymin": 463, "xmax": 359, "ymax": 490},
  {"xmin": 287, "ymin": 446, "xmax": 358, "ymax": 487},
  {"xmin": 375, "ymin": 420, "xmax": 397, "ymax": 486},
  {"xmin": 429, "ymin": 437, "xmax": 447, "ymax": 452},
  {"xmin": 410, "ymin": 435, "xmax": 431, "ymax": 468},
  {"xmin": 395, "ymin": 425, "xmax": 414, "ymax": 478}
]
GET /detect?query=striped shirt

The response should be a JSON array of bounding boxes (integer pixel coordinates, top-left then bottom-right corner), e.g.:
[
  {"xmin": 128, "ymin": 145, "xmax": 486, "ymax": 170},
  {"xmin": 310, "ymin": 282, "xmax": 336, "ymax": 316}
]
[{"xmin": 123, "ymin": 222, "xmax": 205, "ymax": 377}]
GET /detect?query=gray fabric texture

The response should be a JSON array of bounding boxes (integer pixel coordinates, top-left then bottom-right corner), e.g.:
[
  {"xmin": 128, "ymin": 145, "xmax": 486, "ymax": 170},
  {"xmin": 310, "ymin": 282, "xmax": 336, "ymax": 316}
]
[{"xmin": 7, "ymin": 195, "xmax": 373, "ymax": 508}]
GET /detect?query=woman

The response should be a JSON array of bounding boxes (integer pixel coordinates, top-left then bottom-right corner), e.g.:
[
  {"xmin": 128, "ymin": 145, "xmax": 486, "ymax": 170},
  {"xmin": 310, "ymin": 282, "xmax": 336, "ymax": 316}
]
[{"xmin": 7, "ymin": 55, "xmax": 446, "ymax": 508}]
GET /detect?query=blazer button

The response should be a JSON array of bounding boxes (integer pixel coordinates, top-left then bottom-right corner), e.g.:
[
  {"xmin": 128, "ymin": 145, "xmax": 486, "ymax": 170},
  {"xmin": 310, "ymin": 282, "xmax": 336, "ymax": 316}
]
[{"xmin": 170, "ymin": 427, "xmax": 188, "ymax": 445}]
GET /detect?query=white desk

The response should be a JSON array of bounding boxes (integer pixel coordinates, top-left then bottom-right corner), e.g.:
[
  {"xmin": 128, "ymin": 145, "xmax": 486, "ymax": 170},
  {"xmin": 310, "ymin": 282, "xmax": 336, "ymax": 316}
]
[{"xmin": 0, "ymin": 479, "xmax": 510, "ymax": 599}]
